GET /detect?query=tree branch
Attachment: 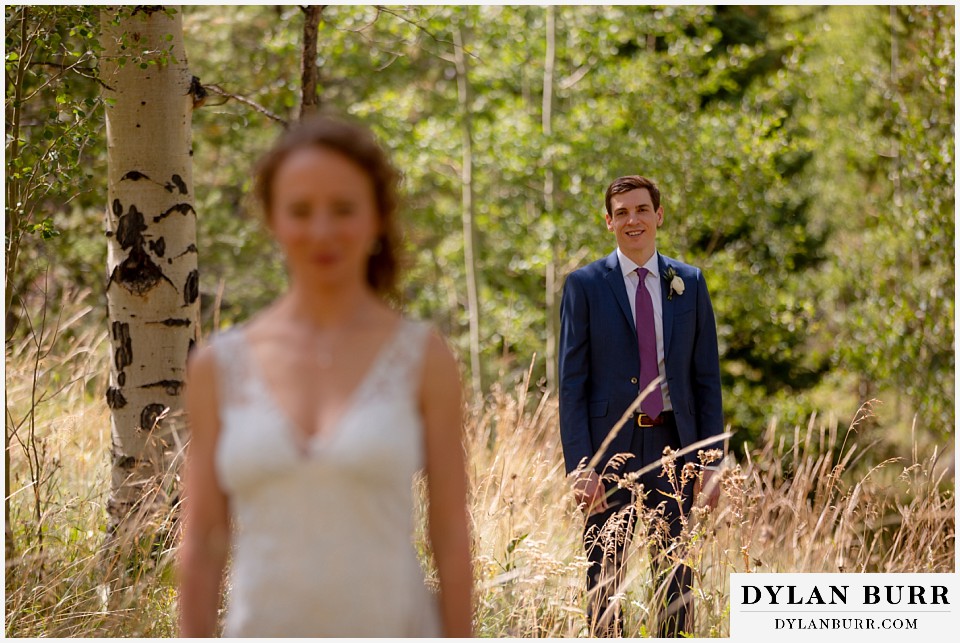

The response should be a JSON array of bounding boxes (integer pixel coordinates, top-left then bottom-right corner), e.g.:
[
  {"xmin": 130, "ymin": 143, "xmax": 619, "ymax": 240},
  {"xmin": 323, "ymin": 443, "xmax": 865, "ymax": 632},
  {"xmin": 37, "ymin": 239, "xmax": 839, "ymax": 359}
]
[
  {"xmin": 27, "ymin": 60, "xmax": 115, "ymax": 91},
  {"xmin": 202, "ymin": 84, "xmax": 288, "ymax": 126},
  {"xmin": 373, "ymin": 5, "xmax": 470, "ymax": 57},
  {"xmin": 559, "ymin": 64, "xmax": 593, "ymax": 91},
  {"xmin": 21, "ymin": 54, "xmax": 97, "ymax": 102}
]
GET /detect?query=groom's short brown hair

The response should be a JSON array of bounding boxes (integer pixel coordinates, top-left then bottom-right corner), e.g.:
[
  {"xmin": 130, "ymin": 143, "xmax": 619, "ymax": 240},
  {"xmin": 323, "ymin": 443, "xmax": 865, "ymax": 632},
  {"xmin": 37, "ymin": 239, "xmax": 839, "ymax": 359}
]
[{"xmin": 605, "ymin": 175, "xmax": 661, "ymax": 215}]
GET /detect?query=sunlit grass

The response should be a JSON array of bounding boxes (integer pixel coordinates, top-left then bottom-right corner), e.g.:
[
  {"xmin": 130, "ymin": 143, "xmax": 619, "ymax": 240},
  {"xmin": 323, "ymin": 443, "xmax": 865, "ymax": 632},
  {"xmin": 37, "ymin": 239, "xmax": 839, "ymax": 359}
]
[{"xmin": 5, "ymin": 318, "xmax": 954, "ymax": 637}]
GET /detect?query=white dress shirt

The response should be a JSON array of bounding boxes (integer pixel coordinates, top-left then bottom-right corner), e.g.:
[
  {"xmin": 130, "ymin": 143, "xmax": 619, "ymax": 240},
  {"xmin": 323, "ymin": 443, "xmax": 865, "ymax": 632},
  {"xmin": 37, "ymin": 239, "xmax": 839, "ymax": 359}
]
[{"xmin": 616, "ymin": 247, "xmax": 673, "ymax": 412}]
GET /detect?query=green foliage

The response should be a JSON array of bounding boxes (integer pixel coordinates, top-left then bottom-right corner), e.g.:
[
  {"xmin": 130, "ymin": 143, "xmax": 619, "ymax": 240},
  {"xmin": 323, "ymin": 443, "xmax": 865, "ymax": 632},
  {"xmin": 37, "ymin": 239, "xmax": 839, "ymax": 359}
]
[
  {"xmin": 7, "ymin": 5, "xmax": 953, "ymax": 452},
  {"xmin": 5, "ymin": 5, "xmax": 106, "ymax": 340},
  {"xmin": 180, "ymin": 6, "xmax": 303, "ymax": 329},
  {"xmin": 813, "ymin": 6, "xmax": 955, "ymax": 437},
  {"xmin": 167, "ymin": 5, "xmax": 959, "ymax": 446},
  {"xmin": 3, "ymin": 6, "xmax": 955, "ymax": 636}
]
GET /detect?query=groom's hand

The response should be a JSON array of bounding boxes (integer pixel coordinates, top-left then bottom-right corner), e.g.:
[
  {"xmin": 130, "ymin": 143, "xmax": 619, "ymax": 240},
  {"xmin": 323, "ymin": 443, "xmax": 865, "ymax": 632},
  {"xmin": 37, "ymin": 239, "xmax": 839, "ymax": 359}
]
[{"xmin": 573, "ymin": 470, "xmax": 608, "ymax": 516}]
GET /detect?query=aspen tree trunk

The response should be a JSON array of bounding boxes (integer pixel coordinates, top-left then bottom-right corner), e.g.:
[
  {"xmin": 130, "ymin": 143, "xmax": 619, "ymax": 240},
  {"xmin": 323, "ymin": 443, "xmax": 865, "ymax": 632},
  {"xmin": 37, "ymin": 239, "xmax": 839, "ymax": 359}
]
[
  {"xmin": 453, "ymin": 22, "xmax": 483, "ymax": 401},
  {"xmin": 889, "ymin": 6, "xmax": 903, "ymax": 210},
  {"xmin": 543, "ymin": 5, "xmax": 558, "ymax": 391},
  {"xmin": 99, "ymin": 5, "xmax": 198, "ymax": 539}
]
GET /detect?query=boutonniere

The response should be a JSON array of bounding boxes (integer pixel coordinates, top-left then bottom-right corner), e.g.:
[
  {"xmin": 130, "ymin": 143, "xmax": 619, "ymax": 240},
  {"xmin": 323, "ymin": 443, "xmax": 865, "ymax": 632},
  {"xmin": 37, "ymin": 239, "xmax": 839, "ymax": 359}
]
[{"xmin": 663, "ymin": 266, "xmax": 685, "ymax": 300}]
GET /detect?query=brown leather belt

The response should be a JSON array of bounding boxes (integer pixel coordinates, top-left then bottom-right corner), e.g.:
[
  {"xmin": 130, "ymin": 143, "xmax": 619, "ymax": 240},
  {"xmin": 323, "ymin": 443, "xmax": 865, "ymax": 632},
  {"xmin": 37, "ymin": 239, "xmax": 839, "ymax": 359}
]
[{"xmin": 636, "ymin": 411, "xmax": 674, "ymax": 428}]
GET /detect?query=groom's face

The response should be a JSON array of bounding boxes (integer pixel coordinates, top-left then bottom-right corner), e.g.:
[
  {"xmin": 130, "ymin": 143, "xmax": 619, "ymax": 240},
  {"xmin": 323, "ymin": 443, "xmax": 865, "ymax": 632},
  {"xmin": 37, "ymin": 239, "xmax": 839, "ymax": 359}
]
[{"xmin": 605, "ymin": 188, "xmax": 663, "ymax": 259}]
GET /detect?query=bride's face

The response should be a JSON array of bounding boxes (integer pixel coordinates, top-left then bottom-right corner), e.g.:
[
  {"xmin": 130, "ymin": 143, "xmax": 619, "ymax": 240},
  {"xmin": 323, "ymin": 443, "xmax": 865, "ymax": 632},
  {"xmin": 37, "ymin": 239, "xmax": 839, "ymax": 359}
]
[{"xmin": 268, "ymin": 145, "xmax": 381, "ymax": 290}]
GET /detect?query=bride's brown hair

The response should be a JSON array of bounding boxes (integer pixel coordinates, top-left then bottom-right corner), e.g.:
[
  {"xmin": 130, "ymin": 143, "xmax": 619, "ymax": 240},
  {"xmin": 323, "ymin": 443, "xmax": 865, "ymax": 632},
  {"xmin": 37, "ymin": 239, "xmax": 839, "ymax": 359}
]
[{"xmin": 253, "ymin": 115, "xmax": 402, "ymax": 299}]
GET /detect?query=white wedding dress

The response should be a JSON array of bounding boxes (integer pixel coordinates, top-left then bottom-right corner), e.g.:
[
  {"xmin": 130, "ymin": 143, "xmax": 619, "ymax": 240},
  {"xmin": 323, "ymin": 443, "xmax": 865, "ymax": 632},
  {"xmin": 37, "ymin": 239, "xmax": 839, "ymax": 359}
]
[{"xmin": 208, "ymin": 318, "xmax": 442, "ymax": 637}]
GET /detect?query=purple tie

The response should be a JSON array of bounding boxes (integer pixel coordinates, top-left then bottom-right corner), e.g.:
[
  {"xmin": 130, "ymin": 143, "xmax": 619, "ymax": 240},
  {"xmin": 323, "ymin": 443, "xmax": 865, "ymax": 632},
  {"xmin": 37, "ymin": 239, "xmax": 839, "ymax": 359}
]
[{"xmin": 635, "ymin": 267, "xmax": 664, "ymax": 418}]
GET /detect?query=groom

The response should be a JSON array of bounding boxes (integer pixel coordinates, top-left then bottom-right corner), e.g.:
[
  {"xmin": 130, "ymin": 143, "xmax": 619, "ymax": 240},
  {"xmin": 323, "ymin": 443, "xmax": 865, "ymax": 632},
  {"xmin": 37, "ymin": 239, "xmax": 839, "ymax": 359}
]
[{"xmin": 558, "ymin": 175, "xmax": 724, "ymax": 637}]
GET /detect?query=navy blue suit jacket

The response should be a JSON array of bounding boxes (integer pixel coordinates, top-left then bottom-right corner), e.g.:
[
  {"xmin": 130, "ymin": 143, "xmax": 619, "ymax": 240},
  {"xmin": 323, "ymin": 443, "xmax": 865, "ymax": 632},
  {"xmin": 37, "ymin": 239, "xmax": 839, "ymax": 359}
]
[{"xmin": 558, "ymin": 250, "xmax": 724, "ymax": 475}]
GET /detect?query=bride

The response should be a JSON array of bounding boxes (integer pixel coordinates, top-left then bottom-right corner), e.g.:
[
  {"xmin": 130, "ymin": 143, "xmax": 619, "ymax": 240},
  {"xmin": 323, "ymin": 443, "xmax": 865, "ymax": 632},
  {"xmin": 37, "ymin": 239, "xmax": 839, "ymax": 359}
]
[{"xmin": 178, "ymin": 115, "xmax": 473, "ymax": 637}]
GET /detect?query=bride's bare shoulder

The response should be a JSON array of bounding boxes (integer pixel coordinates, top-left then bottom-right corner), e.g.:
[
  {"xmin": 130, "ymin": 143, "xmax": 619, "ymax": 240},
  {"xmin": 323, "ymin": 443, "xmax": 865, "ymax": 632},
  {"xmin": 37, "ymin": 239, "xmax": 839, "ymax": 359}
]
[{"xmin": 419, "ymin": 326, "xmax": 460, "ymax": 393}]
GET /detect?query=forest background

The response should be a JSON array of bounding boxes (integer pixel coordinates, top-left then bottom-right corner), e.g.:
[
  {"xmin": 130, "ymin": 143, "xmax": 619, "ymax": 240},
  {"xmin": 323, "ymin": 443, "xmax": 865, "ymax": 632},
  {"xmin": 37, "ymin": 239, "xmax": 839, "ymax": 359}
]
[{"xmin": 4, "ymin": 4, "xmax": 955, "ymax": 638}]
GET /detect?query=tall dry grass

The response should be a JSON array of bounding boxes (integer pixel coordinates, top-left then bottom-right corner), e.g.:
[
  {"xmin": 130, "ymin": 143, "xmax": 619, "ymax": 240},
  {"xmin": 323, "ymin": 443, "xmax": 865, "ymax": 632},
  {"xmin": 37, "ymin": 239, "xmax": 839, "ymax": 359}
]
[
  {"xmin": 455, "ymin": 366, "xmax": 954, "ymax": 637},
  {"xmin": 4, "ymin": 308, "xmax": 955, "ymax": 637},
  {"xmin": 4, "ymin": 289, "xmax": 180, "ymax": 637}
]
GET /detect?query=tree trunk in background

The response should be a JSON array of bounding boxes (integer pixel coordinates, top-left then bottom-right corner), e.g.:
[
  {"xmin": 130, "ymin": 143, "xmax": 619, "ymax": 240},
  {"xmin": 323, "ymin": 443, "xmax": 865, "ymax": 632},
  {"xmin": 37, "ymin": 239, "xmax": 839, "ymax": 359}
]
[
  {"xmin": 99, "ymin": 5, "xmax": 198, "ymax": 541},
  {"xmin": 542, "ymin": 5, "xmax": 558, "ymax": 391},
  {"xmin": 4, "ymin": 7, "xmax": 31, "ymax": 563},
  {"xmin": 454, "ymin": 22, "xmax": 483, "ymax": 401},
  {"xmin": 300, "ymin": 5, "xmax": 325, "ymax": 119}
]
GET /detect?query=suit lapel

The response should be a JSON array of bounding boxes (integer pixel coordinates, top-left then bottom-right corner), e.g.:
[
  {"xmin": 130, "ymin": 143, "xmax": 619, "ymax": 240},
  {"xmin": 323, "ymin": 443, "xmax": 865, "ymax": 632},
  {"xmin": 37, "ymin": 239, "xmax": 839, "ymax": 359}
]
[
  {"xmin": 659, "ymin": 253, "xmax": 675, "ymax": 359},
  {"xmin": 603, "ymin": 251, "xmax": 637, "ymax": 335}
]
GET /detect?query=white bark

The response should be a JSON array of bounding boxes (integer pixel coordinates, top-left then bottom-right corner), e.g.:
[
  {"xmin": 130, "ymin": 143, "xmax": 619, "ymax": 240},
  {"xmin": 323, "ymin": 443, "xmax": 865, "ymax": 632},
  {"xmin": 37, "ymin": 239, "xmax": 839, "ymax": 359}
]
[
  {"xmin": 543, "ymin": 5, "xmax": 558, "ymax": 391},
  {"xmin": 100, "ymin": 5, "xmax": 197, "ymax": 535},
  {"xmin": 454, "ymin": 22, "xmax": 482, "ymax": 400}
]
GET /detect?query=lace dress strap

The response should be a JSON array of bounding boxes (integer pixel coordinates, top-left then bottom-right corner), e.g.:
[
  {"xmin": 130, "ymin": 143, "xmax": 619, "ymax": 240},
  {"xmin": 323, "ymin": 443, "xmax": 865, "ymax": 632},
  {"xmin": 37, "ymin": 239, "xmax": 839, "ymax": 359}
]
[{"xmin": 207, "ymin": 327, "xmax": 254, "ymax": 410}]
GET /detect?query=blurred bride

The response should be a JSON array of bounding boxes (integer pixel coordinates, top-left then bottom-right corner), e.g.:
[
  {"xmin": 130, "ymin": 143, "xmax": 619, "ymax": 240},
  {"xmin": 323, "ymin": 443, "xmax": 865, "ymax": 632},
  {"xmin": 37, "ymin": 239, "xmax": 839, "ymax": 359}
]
[{"xmin": 178, "ymin": 115, "xmax": 472, "ymax": 637}]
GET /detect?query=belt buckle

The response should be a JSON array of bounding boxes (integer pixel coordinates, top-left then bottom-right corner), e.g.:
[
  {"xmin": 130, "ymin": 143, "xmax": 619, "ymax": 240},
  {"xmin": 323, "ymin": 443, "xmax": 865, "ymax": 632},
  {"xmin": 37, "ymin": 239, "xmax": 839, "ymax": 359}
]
[{"xmin": 637, "ymin": 413, "xmax": 654, "ymax": 428}]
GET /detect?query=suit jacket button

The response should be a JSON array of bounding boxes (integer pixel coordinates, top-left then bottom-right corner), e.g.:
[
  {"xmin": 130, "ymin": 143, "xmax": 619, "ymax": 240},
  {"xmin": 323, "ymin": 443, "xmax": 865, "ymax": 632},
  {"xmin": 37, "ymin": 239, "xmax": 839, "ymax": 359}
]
[{"xmin": 630, "ymin": 377, "xmax": 638, "ymax": 384}]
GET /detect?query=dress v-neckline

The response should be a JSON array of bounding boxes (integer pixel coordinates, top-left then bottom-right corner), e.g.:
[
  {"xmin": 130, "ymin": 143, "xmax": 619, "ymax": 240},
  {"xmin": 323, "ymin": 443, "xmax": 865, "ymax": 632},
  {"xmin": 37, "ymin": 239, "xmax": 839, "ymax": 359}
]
[{"xmin": 239, "ymin": 319, "xmax": 406, "ymax": 454}]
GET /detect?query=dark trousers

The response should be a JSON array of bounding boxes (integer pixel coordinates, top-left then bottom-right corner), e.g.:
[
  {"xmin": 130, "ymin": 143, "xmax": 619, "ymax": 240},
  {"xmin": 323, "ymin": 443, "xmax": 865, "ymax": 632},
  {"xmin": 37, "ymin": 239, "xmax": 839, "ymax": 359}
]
[{"xmin": 583, "ymin": 414, "xmax": 695, "ymax": 637}]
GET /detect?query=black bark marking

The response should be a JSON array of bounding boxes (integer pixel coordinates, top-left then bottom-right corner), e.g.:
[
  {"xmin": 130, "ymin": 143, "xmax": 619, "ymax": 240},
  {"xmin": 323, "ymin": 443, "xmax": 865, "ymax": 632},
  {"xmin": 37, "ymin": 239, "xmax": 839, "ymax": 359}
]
[
  {"xmin": 116, "ymin": 205, "xmax": 147, "ymax": 250},
  {"xmin": 140, "ymin": 403, "xmax": 167, "ymax": 432},
  {"xmin": 141, "ymin": 101, "xmax": 146, "ymax": 106},
  {"xmin": 188, "ymin": 338, "xmax": 196, "ymax": 356},
  {"xmin": 150, "ymin": 318, "xmax": 191, "ymax": 327},
  {"xmin": 131, "ymin": 6, "xmax": 164, "ymax": 16},
  {"xmin": 184, "ymin": 270, "xmax": 199, "ymax": 305},
  {"xmin": 119, "ymin": 171, "xmax": 171, "ymax": 191},
  {"xmin": 188, "ymin": 77, "xmax": 208, "ymax": 109},
  {"xmin": 113, "ymin": 454, "xmax": 137, "ymax": 469},
  {"xmin": 112, "ymin": 321, "xmax": 133, "ymax": 371},
  {"xmin": 153, "ymin": 202, "xmax": 196, "ymax": 223},
  {"xmin": 111, "ymin": 245, "xmax": 171, "ymax": 295},
  {"xmin": 118, "ymin": 372, "xmax": 126, "ymax": 387},
  {"xmin": 170, "ymin": 174, "xmax": 188, "ymax": 195},
  {"xmin": 149, "ymin": 236, "xmax": 166, "ymax": 257},
  {"xmin": 112, "ymin": 198, "xmax": 123, "ymax": 217},
  {"xmin": 121, "ymin": 170, "xmax": 151, "ymax": 182},
  {"xmin": 108, "ymin": 202, "xmax": 174, "ymax": 294},
  {"xmin": 106, "ymin": 387, "xmax": 127, "ymax": 409},
  {"xmin": 111, "ymin": 203, "xmax": 174, "ymax": 293},
  {"xmin": 141, "ymin": 380, "xmax": 184, "ymax": 395},
  {"xmin": 173, "ymin": 244, "xmax": 198, "ymax": 259}
]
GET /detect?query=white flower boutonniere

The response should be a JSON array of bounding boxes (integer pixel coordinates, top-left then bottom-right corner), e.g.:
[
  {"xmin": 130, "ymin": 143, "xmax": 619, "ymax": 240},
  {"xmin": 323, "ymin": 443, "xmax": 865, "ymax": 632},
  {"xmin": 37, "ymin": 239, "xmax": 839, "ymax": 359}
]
[{"xmin": 663, "ymin": 267, "xmax": 685, "ymax": 300}]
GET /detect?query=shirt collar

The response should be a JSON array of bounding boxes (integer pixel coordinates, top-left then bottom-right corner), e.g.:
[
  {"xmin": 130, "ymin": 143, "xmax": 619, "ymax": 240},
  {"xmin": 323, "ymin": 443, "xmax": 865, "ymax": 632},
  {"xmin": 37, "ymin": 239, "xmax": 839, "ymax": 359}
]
[{"xmin": 616, "ymin": 247, "xmax": 660, "ymax": 279}]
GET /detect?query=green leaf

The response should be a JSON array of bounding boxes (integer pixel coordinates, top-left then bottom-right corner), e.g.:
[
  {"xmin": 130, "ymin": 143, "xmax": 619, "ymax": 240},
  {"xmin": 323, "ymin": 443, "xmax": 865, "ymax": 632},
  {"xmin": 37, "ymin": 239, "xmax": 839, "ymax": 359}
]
[
  {"xmin": 506, "ymin": 533, "xmax": 528, "ymax": 555},
  {"xmin": 28, "ymin": 218, "xmax": 60, "ymax": 240}
]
